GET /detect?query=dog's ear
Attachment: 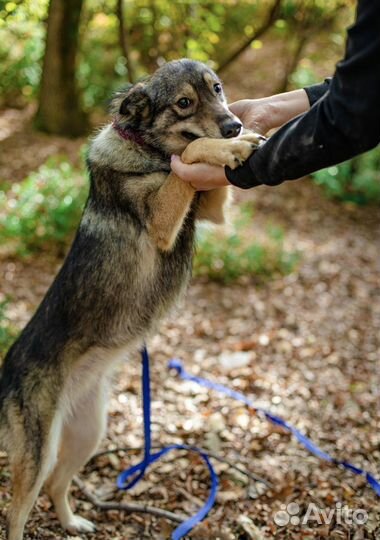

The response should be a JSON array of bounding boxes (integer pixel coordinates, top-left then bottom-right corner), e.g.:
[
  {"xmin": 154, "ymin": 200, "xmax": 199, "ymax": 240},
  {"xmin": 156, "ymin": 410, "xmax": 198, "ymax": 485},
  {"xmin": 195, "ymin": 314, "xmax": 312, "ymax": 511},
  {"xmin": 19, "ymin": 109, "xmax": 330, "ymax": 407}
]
[{"xmin": 118, "ymin": 83, "xmax": 152, "ymax": 128}]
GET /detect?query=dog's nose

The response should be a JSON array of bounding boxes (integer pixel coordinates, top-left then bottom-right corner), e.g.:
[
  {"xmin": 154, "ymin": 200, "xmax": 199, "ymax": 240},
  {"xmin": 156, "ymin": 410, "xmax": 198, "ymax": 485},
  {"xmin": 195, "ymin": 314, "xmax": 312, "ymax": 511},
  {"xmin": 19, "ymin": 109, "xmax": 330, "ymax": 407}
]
[{"xmin": 221, "ymin": 120, "xmax": 242, "ymax": 138}]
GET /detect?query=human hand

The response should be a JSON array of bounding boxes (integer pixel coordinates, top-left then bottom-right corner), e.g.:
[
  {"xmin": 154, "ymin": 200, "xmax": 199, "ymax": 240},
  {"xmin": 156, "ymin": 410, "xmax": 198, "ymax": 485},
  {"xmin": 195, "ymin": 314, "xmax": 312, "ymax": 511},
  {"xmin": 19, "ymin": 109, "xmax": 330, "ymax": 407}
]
[
  {"xmin": 229, "ymin": 90, "xmax": 310, "ymax": 135},
  {"xmin": 170, "ymin": 155, "xmax": 229, "ymax": 191},
  {"xmin": 229, "ymin": 98, "xmax": 272, "ymax": 135}
]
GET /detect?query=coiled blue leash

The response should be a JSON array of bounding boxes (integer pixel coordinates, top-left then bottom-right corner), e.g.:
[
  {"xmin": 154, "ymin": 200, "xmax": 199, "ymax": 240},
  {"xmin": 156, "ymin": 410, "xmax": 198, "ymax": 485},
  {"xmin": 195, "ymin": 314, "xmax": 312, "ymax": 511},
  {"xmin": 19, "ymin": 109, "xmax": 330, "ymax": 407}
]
[
  {"xmin": 117, "ymin": 346, "xmax": 218, "ymax": 540},
  {"xmin": 118, "ymin": 348, "xmax": 380, "ymax": 540}
]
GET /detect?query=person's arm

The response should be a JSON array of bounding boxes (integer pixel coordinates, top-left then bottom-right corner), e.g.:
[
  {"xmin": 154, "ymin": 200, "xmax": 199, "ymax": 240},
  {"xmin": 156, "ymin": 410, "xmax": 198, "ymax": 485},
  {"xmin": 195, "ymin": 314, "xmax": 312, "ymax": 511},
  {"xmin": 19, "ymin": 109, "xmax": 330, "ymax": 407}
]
[
  {"xmin": 226, "ymin": 0, "xmax": 380, "ymax": 189},
  {"xmin": 228, "ymin": 80, "xmax": 331, "ymax": 135},
  {"xmin": 170, "ymin": 86, "xmax": 327, "ymax": 190},
  {"xmin": 229, "ymin": 89, "xmax": 311, "ymax": 135}
]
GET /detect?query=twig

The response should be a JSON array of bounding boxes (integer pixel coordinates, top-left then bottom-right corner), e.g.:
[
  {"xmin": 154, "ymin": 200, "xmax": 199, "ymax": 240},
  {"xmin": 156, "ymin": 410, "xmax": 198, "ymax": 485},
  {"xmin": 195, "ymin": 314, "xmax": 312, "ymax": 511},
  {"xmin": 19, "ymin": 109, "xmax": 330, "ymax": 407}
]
[
  {"xmin": 88, "ymin": 446, "xmax": 273, "ymax": 488},
  {"xmin": 201, "ymin": 448, "xmax": 273, "ymax": 488},
  {"xmin": 72, "ymin": 476, "xmax": 186, "ymax": 524},
  {"xmin": 177, "ymin": 486, "xmax": 204, "ymax": 507}
]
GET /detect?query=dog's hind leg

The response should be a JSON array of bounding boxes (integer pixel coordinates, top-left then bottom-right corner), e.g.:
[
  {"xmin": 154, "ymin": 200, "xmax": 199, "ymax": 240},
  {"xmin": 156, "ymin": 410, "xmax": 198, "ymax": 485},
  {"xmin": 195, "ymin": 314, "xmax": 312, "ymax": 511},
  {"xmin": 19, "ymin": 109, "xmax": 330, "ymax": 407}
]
[
  {"xmin": 6, "ymin": 409, "xmax": 61, "ymax": 540},
  {"xmin": 8, "ymin": 463, "xmax": 46, "ymax": 540},
  {"xmin": 45, "ymin": 378, "xmax": 109, "ymax": 534}
]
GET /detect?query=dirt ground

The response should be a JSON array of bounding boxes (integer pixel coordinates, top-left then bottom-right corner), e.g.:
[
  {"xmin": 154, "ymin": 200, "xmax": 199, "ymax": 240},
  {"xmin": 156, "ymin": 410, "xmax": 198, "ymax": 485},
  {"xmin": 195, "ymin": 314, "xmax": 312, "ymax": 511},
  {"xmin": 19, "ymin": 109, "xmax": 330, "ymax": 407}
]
[{"xmin": 0, "ymin": 51, "xmax": 379, "ymax": 540}]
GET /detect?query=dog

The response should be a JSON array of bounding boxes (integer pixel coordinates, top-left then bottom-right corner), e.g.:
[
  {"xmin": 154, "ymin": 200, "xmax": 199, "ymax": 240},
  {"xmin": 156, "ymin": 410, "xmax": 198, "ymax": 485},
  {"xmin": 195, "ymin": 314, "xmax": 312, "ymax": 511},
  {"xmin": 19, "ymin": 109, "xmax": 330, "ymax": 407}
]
[{"xmin": 0, "ymin": 58, "xmax": 260, "ymax": 540}]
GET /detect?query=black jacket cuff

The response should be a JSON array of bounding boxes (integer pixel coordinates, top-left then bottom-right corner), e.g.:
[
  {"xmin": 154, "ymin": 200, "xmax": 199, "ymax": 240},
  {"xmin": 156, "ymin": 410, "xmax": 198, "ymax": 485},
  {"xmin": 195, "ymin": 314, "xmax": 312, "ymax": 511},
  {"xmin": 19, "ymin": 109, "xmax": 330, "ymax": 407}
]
[
  {"xmin": 304, "ymin": 78, "xmax": 332, "ymax": 106},
  {"xmin": 225, "ymin": 159, "xmax": 263, "ymax": 189}
]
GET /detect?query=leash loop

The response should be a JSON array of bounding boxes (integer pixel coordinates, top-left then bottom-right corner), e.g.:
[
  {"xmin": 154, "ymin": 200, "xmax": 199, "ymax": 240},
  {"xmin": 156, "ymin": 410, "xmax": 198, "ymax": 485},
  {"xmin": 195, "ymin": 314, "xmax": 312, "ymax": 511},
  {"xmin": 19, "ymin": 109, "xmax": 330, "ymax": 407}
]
[{"xmin": 117, "ymin": 347, "xmax": 218, "ymax": 539}]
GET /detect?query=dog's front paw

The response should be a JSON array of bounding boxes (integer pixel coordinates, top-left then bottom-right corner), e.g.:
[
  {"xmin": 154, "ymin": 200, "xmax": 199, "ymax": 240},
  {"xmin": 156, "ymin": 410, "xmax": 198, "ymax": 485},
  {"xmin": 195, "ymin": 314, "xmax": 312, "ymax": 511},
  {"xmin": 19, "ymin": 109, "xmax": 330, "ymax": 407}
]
[
  {"xmin": 222, "ymin": 138, "xmax": 258, "ymax": 169},
  {"xmin": 181, "ymin": 133, "xmax": 265, "ymax": 169},
  {"xmin": 239, "ymin": 132, "xmax": 265, "ymax": 146},
  {"xmin": 65, "ymin": 515, "xmax": 96, "ymax": 534}
]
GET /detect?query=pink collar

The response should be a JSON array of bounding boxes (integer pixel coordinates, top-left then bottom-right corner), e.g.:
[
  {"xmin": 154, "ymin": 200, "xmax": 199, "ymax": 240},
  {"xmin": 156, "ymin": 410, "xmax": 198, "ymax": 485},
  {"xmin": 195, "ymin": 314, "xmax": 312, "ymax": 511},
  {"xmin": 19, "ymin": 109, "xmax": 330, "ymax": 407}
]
[
  {"xmin": 113, "ymin": 122, "xmax": 146, "ymax": 147},
  {"xmin": 112, "ymin": 121, "xmax": 169, "ymax": 162}
]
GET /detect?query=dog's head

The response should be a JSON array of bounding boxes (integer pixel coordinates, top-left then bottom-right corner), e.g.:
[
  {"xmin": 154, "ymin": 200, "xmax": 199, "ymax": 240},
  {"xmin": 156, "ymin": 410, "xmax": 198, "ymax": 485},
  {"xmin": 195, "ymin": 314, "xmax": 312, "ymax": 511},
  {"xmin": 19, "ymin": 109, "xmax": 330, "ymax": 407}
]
[{"xmin": 112, "ymin": 59, "xmax": 242, "ymax": 155}]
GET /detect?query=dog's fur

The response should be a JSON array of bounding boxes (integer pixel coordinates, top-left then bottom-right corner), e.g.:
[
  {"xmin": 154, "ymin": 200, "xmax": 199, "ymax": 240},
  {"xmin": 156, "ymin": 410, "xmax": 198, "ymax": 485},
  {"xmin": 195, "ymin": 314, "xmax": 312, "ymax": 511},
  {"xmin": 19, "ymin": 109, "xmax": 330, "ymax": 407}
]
[{"xmin": 0, "ymin": 59, "xmax": 260, "ymax": 540}]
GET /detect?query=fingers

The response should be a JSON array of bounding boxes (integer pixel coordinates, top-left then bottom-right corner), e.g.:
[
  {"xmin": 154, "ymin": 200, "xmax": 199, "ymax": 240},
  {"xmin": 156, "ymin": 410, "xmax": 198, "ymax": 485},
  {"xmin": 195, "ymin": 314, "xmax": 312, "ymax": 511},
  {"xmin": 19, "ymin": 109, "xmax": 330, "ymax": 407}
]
[
  {"xmin": 229, "ymin": 99, "xmax": 269, "ymax": 134},
  {"xmin": 170, "ymin": 155, "xmax": 229, "ymax": 191},
  {"xmin": 170, "ymin": 155, "xmax": 194, "ymax": 182}
]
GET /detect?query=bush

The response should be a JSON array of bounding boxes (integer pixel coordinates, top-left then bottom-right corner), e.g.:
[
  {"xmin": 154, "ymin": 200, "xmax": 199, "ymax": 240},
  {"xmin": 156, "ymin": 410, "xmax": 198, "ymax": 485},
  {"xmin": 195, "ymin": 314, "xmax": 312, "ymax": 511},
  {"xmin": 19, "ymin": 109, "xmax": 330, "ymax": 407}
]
[
  {"xmin": 0, "ymin": 157, "xmax": 87, "ymax": 256},
  {"xmin": 312, "ymin": 147, "xmax": 380, "ymax": 204},
  {"xmin": 1, "ymin": 159, "xmax": 298, "ymax": 284},
  {"xmin": 0, "ymin": 0, "xmax": 47, "ymax": 106},
  {"xmin": 193, "ymin": 205, "xmax": 299, "ymax": 283}
]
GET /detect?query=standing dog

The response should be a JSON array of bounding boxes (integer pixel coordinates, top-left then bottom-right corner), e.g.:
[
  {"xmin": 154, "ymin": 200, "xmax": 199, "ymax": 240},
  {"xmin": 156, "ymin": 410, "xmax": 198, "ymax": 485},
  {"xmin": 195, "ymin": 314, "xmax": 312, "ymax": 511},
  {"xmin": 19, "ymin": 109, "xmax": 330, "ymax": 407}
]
[{"xmin": 0, "ymin": 59, "xmax": 260, "ymax": 540}]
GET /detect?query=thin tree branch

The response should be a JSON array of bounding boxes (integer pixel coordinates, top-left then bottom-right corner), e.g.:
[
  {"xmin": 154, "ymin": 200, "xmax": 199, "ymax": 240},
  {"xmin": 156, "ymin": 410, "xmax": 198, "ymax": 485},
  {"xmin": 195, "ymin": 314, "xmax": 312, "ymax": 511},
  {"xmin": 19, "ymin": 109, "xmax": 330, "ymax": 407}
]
[
  {"xmin": 116, "ymin": 0, "xmax": 136, "ymax": 83},
  {"xmin": 202, "ymin": 448, "xmax": 273, "ymax": 488},
  {"xmin": 218, "ymin": 0, "xmax": 282, "ymax": 73},
  {"xmin": 276, "ymin": 33, "xmax": 309, "ymax": 94},
  {"xmin": 72, "ymin": 476, "xmax": 187, "ymax": 524}
]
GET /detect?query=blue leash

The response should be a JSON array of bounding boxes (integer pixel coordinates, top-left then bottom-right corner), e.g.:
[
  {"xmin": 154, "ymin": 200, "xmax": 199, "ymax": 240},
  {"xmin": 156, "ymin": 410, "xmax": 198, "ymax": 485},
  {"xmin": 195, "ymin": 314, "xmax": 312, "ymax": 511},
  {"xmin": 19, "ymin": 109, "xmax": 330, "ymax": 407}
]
[
  {"xmin": 168, "ymin": 358, "xmax": 380, "ymax": 497},
  {"xmin": 117, "ymin": 346, "xmax": 218, "ymax": 539},
  {"xmin": 117, "ymin": 348, "xmax": 380, "ymax": 540}
]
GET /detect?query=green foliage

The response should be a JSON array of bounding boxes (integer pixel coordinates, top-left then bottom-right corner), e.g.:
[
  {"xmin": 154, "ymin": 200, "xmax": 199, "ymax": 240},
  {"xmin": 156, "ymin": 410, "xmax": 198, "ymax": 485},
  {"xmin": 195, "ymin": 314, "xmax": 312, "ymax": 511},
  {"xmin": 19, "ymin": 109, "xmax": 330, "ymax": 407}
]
[
  {"xmin": 0, "ymin": 157, "xmax": 87, "ymax": 256},
  {"xmin": 193, "ymin": 205, "xmax": 299, "ymax": 283},
  {"xmin": 0, "ymin": 158, "xmax": 297, "ymax": 283},
  {"xmin": 121, "ymin": 1, "xmax": 262, "ymax": 67},
  {"xmin": 312, "ymin": 147, "xmax": 380, "ymax": 204},
  {"xmin": 0, "ymin": 0, "xmax": 260, "ymax": 108},
  {"xmin": 0, "ymin": 0, "xmax": 354, "ymax": 110},
  {"xmin": 78, "ymin": 9, "xmax": 124, "ymax": 109},
  {"xmin": 76, "ymin": 0, "xmax": 269, "ymax": 108},
  {"xmin": 0, "ymin": 0, "xmax": 47, "ymax": 105},
  {"xmin": 0, "ymin": 298, "xmax": 18, "ymax": 359}
]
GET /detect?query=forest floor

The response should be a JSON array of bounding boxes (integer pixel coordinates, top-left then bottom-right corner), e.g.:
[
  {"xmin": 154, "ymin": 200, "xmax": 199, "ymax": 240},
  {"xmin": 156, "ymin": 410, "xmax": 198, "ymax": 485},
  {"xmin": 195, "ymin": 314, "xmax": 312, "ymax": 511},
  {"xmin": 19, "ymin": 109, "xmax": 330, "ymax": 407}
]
[{"xmin": 0, "ymin": 50, "xmax": 379, "ymax": 540}]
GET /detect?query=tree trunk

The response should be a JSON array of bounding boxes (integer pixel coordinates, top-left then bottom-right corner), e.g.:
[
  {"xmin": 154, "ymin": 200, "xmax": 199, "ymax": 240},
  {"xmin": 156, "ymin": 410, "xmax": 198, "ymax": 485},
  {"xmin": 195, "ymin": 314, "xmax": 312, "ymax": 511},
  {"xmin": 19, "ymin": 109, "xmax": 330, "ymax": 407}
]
[{"xmin": 35, "ymin": 0, "xmax": 87, "ymax": 137}]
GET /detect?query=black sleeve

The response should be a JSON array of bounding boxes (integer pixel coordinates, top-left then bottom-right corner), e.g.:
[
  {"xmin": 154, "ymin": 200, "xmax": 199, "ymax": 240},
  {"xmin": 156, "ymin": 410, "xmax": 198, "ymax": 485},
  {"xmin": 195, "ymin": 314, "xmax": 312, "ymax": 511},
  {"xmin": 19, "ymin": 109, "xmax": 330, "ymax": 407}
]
[
  {"xmin": 304, "ymin": 78, "xmax": 331, "ymax": 106},
  {"xmin": 226, "ymin": 0, "xmax": 380, "ymax": 189}
]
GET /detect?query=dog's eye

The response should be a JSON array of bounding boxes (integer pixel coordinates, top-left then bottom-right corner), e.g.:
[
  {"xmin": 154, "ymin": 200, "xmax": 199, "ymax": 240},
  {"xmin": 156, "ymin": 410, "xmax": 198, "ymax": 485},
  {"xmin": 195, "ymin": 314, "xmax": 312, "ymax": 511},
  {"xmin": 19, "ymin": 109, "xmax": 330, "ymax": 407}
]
[
  {"xmin": 177, "ymin": 97, "xmax": 192, "ymax": 109},
  {"xmin": 214, "ymin": 83, "xmax": 222, "ymax": 94}
]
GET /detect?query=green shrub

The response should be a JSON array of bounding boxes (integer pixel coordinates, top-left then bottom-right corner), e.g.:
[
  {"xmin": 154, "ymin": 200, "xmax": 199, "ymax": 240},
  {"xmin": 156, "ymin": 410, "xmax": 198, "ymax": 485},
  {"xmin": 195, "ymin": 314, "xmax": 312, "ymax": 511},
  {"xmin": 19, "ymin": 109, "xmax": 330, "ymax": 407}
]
[
  {"xmin": 193, "ymin": 205, "xmax": 299, "ymax": 283},
  {"xmin": 0, "ymin": 299, "xmax": 18, "ymax": 359},
  {"xmin": 0, "ymin": 157, "xmax": 88, "ymax": 256},
  {"xmin": 1, "ymin": 158, "xmax": 298, "ymax": 283},
  {"xmin": 0, "ymin": 0, "xmax": 47, "ymax": 106},
  {"xmin": 313, "ymin": 147, "xmax": 380, "ymax": 204}
]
